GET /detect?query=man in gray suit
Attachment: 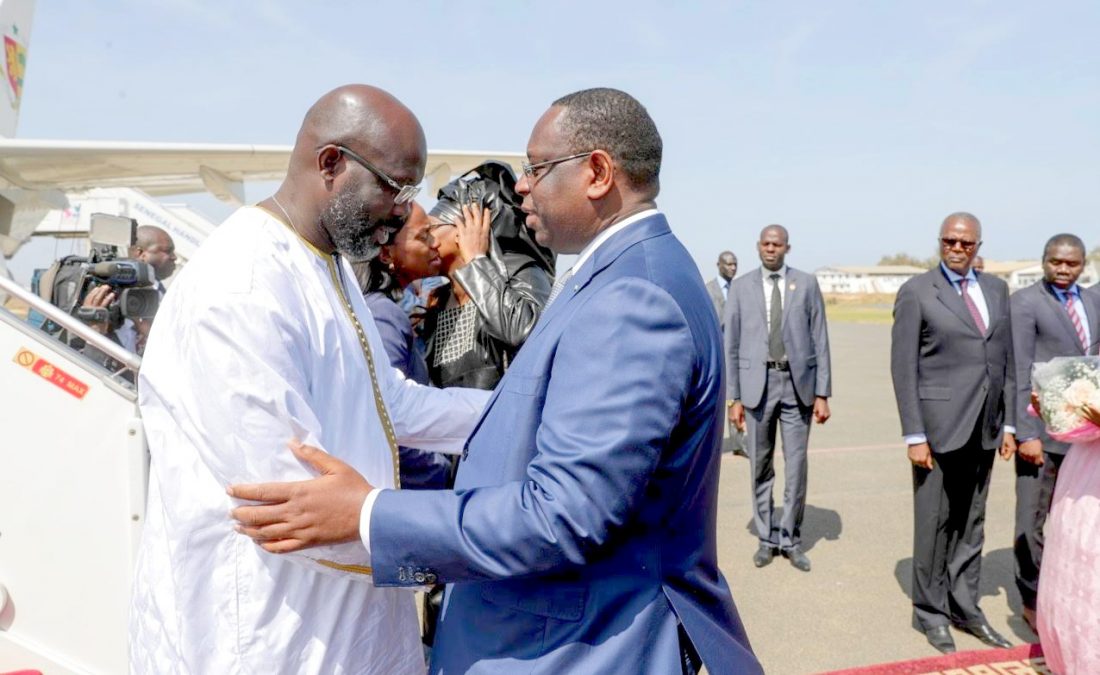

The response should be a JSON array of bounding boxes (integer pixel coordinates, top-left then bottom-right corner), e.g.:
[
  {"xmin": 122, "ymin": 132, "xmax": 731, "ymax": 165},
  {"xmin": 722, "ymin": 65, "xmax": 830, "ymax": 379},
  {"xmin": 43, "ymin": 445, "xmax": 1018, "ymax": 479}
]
[
  {"xmin": 708, "ymin": 251, "xmax": 745, "ymax": 455},
  {"xmin": 890, "ymin": 212, "xmax": 1016, "ymax": 654},
  {"xmin": 725, "ymin": 225, "xmax": 831, "ymax": 572},
  {"xmin": 1010, "ymin": 233, "xmax": 1100, "ymax": 634},
  {"xmin": 707, "ymin": 251, "xmax": 738, "ymax": 325}
]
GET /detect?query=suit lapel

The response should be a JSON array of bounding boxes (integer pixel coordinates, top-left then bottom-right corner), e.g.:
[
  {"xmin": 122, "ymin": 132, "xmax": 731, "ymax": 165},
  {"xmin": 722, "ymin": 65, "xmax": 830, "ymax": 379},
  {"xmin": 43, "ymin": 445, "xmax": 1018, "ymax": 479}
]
[
  {"xmin": 747, "ymin": 269, "xmax": 766, "ymax": 325},
  {"xmin": 525, "ymin": 214, "xmax": 671, "ymax": 345},
  {"xmin": 977, "ymin": 273, "xmax": 998, "ymax": 340},
  {"xmin": 462, "ymin": 214, "xmax": 673, "ymax": 454},
  {"xmin": 932, "ymin": 270, "xmax": 983, "ymax": 337},
  {"xmin": 782, "ymin": 269, "xmax": 797, "ymax": 324}
]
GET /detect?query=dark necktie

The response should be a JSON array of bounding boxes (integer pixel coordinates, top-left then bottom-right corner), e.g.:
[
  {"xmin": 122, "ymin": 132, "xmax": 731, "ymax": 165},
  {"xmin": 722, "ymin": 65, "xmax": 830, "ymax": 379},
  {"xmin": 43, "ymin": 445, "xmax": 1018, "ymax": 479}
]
[
  {"xmin": 958, "ymin": 278, "xmax": 987, "ymax": 334},
  {"xmin": 768, "ymin": 273, "xmax": 785, "ymax": 361}
]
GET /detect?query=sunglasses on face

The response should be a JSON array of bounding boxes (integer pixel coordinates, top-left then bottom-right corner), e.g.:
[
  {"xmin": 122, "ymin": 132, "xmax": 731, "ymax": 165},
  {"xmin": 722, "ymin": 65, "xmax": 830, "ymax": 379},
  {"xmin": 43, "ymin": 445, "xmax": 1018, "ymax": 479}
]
[{"xmin": 940, "ymin": 237, "xmax": 978, "ymax": 252}]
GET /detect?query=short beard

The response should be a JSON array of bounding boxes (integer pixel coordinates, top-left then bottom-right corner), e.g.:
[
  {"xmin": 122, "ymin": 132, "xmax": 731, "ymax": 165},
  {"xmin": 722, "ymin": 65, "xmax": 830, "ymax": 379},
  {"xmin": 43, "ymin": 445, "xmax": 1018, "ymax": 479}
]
[{"xmin": 319, "ymin": 186, "xmax": 404, "ymax": 260}]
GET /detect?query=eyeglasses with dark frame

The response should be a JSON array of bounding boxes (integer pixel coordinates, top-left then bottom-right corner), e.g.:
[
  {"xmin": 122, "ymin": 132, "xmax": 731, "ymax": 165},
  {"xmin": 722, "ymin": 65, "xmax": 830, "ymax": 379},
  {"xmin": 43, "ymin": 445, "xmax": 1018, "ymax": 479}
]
[
  {"xmin": 940, "ymin": 237, "xmax": 979, "ymax": 252},
  {"xmin": 521, "ymin": 151, "xmax": 595, "ymax": 180},
  {"xmin": 332, "ymin": 144, "xmax": 421, "ymax": 205}
]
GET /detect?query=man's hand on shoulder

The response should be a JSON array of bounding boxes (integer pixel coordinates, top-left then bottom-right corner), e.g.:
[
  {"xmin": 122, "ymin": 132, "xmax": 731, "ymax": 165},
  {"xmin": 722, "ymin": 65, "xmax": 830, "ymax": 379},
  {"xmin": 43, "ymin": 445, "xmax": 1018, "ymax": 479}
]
[
  {"xmin": 908, "ymin": 442, "xmax": 934, "ymax": 470},
  {"xmin": 229, "ymin": 440, "xmax": 374, "ymax": 553},
  {"xmin": 1018, "ymin": 438, "xmax": 1044, "ymax": 466},
  {"xmin": 813, "ymin": 397, "xmax": 830, "ymax": 425}
]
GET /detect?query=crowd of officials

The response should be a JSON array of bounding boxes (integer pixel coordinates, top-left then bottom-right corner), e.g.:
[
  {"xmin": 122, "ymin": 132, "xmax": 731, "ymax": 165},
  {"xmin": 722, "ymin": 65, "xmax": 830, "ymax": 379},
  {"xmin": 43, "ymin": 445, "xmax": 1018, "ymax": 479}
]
[{"xmin": 709, "ymin": 214, "xmax": 1099, "ymax": 669}]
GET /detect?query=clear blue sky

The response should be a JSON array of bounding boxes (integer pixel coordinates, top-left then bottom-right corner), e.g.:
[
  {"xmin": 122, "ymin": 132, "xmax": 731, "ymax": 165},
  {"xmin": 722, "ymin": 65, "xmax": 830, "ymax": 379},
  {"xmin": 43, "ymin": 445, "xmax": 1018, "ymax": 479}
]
[{"xmin": 16, "ymin": 0, "xmax": 1100, "ymax": 277}]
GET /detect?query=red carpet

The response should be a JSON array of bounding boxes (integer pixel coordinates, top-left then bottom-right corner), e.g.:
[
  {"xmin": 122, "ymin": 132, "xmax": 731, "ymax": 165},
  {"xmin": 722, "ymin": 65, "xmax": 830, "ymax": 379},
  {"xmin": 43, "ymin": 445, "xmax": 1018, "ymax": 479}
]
[{"xmin": 818, "ymin": 643, "xmax": 1048, "ymax": 674}]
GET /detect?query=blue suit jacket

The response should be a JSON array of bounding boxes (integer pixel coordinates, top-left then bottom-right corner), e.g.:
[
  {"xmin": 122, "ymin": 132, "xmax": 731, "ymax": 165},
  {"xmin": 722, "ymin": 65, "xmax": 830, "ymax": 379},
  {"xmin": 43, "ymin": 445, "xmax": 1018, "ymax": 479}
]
[{"xmin": 371, "ymin": 214, "xmax": 760, "ymax": 674}]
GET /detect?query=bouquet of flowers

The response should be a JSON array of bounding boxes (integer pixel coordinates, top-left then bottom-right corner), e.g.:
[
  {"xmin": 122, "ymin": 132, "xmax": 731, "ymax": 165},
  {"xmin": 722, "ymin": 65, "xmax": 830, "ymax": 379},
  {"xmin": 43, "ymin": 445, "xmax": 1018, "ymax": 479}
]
[{"xmin": 1030, "ymin": 356, "xmax": 1100, "ymax": 442}]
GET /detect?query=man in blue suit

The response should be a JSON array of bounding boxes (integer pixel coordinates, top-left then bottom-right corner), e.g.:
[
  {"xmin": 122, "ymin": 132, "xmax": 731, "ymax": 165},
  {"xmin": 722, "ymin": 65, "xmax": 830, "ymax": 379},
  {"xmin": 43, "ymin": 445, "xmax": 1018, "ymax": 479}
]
[{"xmin": 230, "ymin": 88, "xmax": 760, "ymax": 674}]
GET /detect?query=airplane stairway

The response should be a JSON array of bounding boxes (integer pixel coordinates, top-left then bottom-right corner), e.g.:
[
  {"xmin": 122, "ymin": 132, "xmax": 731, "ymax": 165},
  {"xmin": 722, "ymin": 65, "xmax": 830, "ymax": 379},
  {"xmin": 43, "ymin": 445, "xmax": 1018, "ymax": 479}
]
[{"xmin": 0, "ymin": 276, "xmax": 145, "ymax": 675}]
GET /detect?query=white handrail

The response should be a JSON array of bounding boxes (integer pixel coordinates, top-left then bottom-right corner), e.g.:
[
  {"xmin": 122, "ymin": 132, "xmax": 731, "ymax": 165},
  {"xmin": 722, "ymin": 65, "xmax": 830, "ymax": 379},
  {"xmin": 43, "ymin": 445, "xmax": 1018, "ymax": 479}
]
[{"xmin": 0, "ymin": 274, "xmax": 142, "ymax": 371}]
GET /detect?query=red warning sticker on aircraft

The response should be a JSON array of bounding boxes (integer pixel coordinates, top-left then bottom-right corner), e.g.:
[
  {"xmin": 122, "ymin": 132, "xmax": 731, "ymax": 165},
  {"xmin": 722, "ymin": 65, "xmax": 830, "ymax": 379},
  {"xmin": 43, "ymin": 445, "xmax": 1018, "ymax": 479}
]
[{"xmin": 12, "ymin": 347, "xmax": 90, "ymax": 399}]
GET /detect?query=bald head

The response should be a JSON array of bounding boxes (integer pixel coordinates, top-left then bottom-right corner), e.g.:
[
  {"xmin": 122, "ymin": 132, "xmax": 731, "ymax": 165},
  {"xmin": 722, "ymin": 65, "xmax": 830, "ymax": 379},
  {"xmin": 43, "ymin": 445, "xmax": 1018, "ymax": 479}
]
[
  {"xmin": 290, "ymin": 85, "xmax": 426, "ymax": 182},
  {"xmin": 760, "ymin": 224, "xmax": 789, "ymax": 244},
  {"xmin": 134, "ymin": 225, "xmax": 170, "ymax": 250},
  {"xmin": 271, "ymin": 85, "xmax": 428, "ymax": 258},
  {"xmin": 130, "ymin": 225, "xmax": 176, "ymax": 280},
  {"xmin": 717, "ymin": 250, "xmax": 737, "ymax": 281},
  {"xmin": 939, "ymin": 211, "xmax": 982, "ymax": 240}
]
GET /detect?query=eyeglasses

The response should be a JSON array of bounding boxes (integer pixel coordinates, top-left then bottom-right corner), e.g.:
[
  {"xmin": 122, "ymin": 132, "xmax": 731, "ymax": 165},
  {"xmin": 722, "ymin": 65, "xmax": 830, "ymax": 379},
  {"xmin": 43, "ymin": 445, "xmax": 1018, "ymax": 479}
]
[
  {"xmin": 333, "ymin": 145, "xmax": 421, "ymax": 205},
  {"xmin": 521, "ymin": 151, "xmax": 594, "ymax": 180},
  {"xmin": 940, "ymin": 237, "xmax": 978, "ymax": 252}
]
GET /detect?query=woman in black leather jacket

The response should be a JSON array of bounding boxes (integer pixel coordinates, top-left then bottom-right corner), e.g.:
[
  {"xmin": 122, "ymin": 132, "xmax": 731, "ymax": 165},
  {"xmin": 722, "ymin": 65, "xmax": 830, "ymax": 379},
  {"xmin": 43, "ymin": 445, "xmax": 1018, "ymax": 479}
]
[{"xmin": 422, "ymin": 161, "xmax": 554, "ymax": 390}]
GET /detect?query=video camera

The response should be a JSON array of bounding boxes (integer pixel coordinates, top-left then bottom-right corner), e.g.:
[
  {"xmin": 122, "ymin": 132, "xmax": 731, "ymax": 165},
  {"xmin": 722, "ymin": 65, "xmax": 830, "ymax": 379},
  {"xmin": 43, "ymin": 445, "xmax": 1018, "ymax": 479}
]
[{"xmin": 44, "ymin": 214, "xmax": 160, "ymax": 331}]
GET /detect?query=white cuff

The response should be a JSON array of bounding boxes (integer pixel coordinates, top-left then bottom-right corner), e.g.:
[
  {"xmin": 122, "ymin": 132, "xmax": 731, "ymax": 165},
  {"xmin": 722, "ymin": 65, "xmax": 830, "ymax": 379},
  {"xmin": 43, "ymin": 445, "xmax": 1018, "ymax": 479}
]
[
  {"xmin": 904, "ymin": 434, "xmax": 928, "ymax": 446},
  {"xmin": 1004, "ymin": 425, "xmax": 1016, "ymax": 435},
  {"xmin": 358, "ymin": 488, "xmax": 385, "ymax": 556}
]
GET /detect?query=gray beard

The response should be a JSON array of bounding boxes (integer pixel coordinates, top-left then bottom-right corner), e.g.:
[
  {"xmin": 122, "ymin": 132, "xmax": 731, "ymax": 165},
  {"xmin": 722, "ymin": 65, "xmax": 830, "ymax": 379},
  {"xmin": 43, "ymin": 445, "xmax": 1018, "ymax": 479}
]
[{"xmin": 320, "ymin": 189, "xmax": 402, "ymax": 259}]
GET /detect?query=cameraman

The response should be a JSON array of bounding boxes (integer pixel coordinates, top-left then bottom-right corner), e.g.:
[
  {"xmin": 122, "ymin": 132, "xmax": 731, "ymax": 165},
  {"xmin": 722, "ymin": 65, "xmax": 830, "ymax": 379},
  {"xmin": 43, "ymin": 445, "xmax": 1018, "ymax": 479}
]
[
  {"xmin": 129, "ymin": 225, "xmax": 177, "ymax": 292},
  {"xmin": 76, "ymin": 282, "xmax": 140, "ymax": 381},
  {"xmin": 82, "ymin": 225, "xmax": 175, "ymax": 354}
]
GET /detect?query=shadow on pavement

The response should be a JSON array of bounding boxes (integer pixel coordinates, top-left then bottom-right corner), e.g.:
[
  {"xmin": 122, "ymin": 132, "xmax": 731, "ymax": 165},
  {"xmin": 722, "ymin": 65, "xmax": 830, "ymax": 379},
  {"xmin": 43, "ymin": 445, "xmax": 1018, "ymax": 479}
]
[
  {"xmin": 891, "ymin": 547, "xmax": 1037, "ymax": 643},
  {"xmin": 741, "ymin": 504, "xmax": 843, "ymax": 552}
]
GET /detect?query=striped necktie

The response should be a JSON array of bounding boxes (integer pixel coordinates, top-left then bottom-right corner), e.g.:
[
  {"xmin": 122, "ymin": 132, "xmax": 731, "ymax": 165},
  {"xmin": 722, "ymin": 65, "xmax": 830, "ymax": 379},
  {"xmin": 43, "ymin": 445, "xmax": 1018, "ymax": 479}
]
[
  {"xmin": 958, "ymin": 279, "xmax": 987, "ymax": 334},
  {"xmin": 1063, "ymin": 290, "xmax": 1089, "ymax": 352}
]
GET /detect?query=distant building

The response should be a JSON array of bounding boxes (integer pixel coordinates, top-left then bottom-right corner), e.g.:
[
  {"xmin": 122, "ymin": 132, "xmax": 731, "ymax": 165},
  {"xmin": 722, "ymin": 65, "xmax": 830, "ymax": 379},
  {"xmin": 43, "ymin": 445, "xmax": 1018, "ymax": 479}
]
[
  {"xmin": 815, "ymin": 265, "xmax": 926, "ymax": 294},
  {"xmin": 982, "ymin": 259, "xmax": 1099, "ymax": 292}
]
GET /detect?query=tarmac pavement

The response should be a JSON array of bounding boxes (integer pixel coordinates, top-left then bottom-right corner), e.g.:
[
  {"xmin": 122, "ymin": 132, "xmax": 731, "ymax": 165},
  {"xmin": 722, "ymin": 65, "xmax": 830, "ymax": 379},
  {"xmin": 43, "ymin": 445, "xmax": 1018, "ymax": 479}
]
[{"xmin": 714, "ymin": 321, "xmax": 1032, "ymax": 674}]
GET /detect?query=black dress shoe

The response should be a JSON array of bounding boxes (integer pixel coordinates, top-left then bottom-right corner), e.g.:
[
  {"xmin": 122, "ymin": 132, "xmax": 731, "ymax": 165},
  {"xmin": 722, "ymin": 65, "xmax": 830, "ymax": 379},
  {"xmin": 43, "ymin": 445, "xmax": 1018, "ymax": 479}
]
[
  {"xmin": 752, "ymin": 544, "xmax": 777, "ymax": 568},
  {"xmin": 782, "ymin": 546, "xmax": 811, "ymax": 572},
  {"xmin": 925, "ymin": 626, "xmax": 956, "ymax": 654},
  {"xmin": 956, "ymin": 622, "xmax": 1012, "ymax": 649}
]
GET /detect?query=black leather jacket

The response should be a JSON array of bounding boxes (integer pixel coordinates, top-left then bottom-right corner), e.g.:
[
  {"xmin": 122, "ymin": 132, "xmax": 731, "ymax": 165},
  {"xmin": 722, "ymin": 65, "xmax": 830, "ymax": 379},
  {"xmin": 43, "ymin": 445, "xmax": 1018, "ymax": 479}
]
[{"xmin": 424, "ymin": 249, "xmax": 552, "ymax": 390}]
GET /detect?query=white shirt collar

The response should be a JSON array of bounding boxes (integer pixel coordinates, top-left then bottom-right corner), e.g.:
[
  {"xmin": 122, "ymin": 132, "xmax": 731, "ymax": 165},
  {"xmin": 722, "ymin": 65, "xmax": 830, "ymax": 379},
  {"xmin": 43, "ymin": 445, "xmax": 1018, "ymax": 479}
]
[
  {"xmin": 940, "ymin": 261, "xmax": 977, "ymax": 285},
  {"xmin": 569, "ymin": 209, "xmax": 660, "ymax": 275},
  {"xmin": 762, "ymin": 265, "xmax": 787, "ymax": 281}
]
